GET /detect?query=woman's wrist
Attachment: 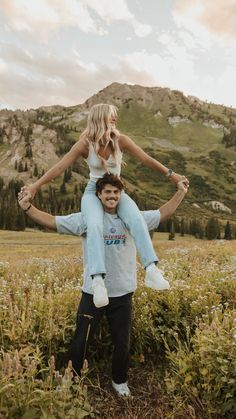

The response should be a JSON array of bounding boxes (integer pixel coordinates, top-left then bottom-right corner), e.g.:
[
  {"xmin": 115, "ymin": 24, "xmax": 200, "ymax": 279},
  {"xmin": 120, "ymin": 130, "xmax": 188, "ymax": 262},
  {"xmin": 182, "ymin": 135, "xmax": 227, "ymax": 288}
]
[
  {"xmin": 165, "ymin": 169, "xmax": 175, "ymax": 179},
  {"xmin": 23, "ymin": 203, "xmax": 32, "ymax": 212}
]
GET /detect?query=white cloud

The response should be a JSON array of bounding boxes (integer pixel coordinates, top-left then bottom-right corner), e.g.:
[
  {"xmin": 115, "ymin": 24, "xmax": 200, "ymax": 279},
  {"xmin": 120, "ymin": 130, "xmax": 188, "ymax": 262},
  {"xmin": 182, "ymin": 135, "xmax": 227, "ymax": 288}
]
[
  {"xmin": 0, "ymin": 58, "xmax": 8, "ymax": 73},
  {"xmin": 122, "ymin": 48, "xmax": 197, "ymax": 92},
  {"xmin": 121, "ymin": 48, "xmax": 236, "ymax": 107},
  {"xmin": 0, "ymin": 39, "xmax": 235, "ymax": 109},
  {"xmin": 0, "ymin": 0, "xmax": 152, "ymax": 41},
  {"xmin": 0, "ymin": 43, "xmax": 154, "ymax": 109},
  {"xmin": 172, "ymin": 2, "xmax": 215, "ymax": 49},
  {"xmin": 0, "ymin": 0, "xmax": 104, "ymax": 41},
  {"xmin": 83, "ymin": 0, "xmax": 134, "ymax": 23},
  {"xmin": 173, "ymin": 0, "xmax": 236, "ymax": 42},
  {"xmin": 132, "ymin": 20, "xmax": 152, "ymax": 37},
  {"xmin": 84, "ymin": 0, "xmax": 152, "ymax": 37}
]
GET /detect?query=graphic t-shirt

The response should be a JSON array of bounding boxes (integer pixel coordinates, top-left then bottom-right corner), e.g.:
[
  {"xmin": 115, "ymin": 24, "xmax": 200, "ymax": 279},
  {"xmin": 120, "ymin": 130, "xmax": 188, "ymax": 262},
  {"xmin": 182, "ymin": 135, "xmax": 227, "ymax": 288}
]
[{"xmin": 56, "ymin": 210, "xmax": 161, "ymax": 297}]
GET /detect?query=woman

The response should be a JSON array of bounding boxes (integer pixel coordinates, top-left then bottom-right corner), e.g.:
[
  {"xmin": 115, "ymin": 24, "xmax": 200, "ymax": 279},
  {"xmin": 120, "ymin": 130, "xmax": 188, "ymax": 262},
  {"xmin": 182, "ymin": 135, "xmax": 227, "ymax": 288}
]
[{"xmin": 21, "ymin": 104, "xmax": 189, "ymax": 307}]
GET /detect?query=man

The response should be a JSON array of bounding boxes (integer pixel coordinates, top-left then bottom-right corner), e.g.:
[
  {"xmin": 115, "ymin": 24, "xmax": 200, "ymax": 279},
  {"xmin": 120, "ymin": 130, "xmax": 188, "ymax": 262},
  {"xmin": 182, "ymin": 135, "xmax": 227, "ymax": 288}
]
[{"xmin": 18, "ymin": 173, "xmax": 188, "ymax": 397}]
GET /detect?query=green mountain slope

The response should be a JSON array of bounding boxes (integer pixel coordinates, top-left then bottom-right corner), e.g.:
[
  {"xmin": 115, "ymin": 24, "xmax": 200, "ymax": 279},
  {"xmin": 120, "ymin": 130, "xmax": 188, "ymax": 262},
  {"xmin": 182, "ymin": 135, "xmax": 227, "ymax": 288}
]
[{"xmin": 0, "ymin": 82, "xmax": 235, "ymax": 224}]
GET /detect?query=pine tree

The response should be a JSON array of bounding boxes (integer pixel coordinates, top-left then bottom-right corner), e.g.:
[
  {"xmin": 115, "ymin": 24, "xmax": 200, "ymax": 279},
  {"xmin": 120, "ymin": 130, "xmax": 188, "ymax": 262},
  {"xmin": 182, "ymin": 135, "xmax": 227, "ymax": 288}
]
[
  {"xmin": 224, "ymin": 221, "xmax": 232, "ymax": 240},
  {"xmin": 197, "ymin": 222, "xmax": 204, "ymax": 239},
  {"xmin": 60, "ymin": 182, "xmax": 66, "ymax": 194},
  {"xmin": 25, "ymin": 144, "xmax": 33, "ymax": 158},
  {"xmin": 173, "ymin": 216, "xmax": 180, "ymax": 233},
  {"xmin": 16, "ymin": 209, "xmax": 26, "ymax": 231},
  {"xmin": 0, "ymin": 201, "xmax": 4, "ymax": 229},
  {"xmin": 5, "ymin": 198, "xmax": 17, "ymax": 230},
  {"xmin": 168, "ymin": 219, "xmax": 175, "ymax": 241},
  {"xmin": 63, "ymin": 170, "xmax": 67, "ymax": 183},
  {"xmin": 18, "ymin": 160, "xmax": 24, "ymax": 172},
  {"xmin": 190, "ymin": 218, "xmax": 198, "ymax": 236},
  {"xmin": 33, "ymin": 164, "xmax": 38, "ymax": 177},
  {"xmin": 206, "ymin": 217, "xmax": 220, "ymax": 240},
  {"xmin": 0, "ymin": 177, "xmax": 4, "ymax": 193},
  {"xmin": 67, "ymin": 166, "xmax": 72, "ymax": 181},
  {"xmin": 180, "ymin": 218, "xmax": 185, "ymax": 236}
]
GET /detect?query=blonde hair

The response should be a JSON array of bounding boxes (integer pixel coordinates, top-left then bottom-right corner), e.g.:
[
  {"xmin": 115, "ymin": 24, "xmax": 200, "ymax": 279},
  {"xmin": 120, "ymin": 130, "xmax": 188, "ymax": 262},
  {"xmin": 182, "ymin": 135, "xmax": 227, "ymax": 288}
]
[{"xmin": 81, "ymin": 104, "xmax": 121, "ymax": 167}]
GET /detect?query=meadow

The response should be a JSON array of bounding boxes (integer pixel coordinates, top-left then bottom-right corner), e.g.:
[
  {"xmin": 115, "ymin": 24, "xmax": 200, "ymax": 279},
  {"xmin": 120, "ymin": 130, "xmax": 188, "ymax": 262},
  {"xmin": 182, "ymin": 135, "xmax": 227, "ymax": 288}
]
[{"xmin": 0, "ymin": 230, "xmax": 235, "ymax": 418}]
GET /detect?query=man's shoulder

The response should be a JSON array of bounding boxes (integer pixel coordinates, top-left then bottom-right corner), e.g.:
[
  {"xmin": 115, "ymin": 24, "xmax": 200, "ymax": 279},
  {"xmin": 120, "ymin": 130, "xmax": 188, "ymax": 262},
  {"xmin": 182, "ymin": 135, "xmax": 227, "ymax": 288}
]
[
  {"xmin": 56, "ymin": 212, "xmax": 87, "ymax": 235},
  {"xmin": 141, "ymin": 209, "xmax": 161, "ymax": 230}
]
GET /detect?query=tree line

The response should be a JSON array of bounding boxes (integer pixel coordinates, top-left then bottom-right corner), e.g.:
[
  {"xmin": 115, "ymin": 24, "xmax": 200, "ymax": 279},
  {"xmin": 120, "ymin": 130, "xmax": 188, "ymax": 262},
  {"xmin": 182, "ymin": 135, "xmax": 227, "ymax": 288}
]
[
  {"xmin": 0, "ymin": 177, "xmax": 83, "ymax": 231},
  {"xmin": 0, "ymin": 177, "xmax": 235, "ymax": 240},
  {"xmin": 222, "ymin": 128, "xmax": 236, "ymax": 149}
]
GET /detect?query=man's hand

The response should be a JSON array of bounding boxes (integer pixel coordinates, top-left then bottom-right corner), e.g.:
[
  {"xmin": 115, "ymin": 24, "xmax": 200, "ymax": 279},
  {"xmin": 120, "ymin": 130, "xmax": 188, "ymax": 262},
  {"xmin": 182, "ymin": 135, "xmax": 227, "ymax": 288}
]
[
  {"xmin": 170, "ymin": 172, "xmax": 189, "ymax": 187},
  {"xmin": 177, "ymin": 179, "xmax": 189, "ymax": 194},
  {"xmin": 18, "ymin": 189, "xmax": 32, "ymax": 210}
]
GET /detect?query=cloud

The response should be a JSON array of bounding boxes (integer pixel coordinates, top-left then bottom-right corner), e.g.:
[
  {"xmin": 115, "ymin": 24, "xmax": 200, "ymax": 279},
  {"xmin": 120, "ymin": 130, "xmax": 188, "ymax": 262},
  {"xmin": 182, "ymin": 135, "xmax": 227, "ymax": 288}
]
[
  {"xmin": 174, "ymin": 0, "xmax": 236, "ymax": 39},
  {"xmin": 0, "ymin": 40, "xmax": 235, "ymax": 109},
  {"xmin": 0, "ymin": 43, "xmax": 154, "ymax": 109},
  {"xmin": 0, "ymin": 58, "xmax": 8, "ymax": 73},
  {"xmin": 122, "ymin": 49, "xmax": 197, "ymax": 93},
  {"xmin": 119, "ymin": 48, "xmax": 236, "ymax": 107},
  {"xmin": 0, "ymin": 0, "xmax": 102, "ymax": 41},
  {"xmin": 81, "ymin": 0, "xmax": 152, "ymax": 37},
  {"xmin": 0, "ymin": 0, "xmax": 152, "ymax": 41}
]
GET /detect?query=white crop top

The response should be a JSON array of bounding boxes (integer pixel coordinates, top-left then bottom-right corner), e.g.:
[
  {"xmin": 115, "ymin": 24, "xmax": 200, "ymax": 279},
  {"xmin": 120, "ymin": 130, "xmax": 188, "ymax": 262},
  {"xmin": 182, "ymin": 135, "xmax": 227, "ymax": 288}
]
[{"xmin": 85, "ymin": 142, "xmax": 123, "ymax": 182}]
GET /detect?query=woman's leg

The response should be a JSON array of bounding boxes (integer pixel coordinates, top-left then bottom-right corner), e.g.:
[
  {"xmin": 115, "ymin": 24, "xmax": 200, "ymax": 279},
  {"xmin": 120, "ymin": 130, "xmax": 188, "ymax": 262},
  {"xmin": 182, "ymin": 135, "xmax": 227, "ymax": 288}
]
[
  {"xmin": 117, "ymin": 192, "xmax": 170, "ymax": 290},
  {"xmin": 117, "ymin": 192, "xmax": 158, "ymax": 268},
  {"xmin": 81, "ymin": 181, "xmax": 109, "ymax": 307},
  {"xmin": 81, "ymin": 181, "xmax": 106, "ymax": 277}
]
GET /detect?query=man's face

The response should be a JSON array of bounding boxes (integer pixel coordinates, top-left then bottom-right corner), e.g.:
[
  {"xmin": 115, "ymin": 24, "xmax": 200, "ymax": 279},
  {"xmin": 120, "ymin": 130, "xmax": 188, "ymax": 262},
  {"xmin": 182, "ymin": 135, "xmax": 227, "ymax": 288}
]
[{"xmin": 98, "ymin": 184, "xmax": 121, "ymax": 213}]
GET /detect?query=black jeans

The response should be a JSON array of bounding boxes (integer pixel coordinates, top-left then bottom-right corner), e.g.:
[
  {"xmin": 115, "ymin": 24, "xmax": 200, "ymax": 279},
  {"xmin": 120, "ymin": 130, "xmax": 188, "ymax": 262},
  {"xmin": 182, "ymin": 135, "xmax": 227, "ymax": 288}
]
[{"xmin": 67, "ymin": 292, "xmax": 133, "ymax": 384}]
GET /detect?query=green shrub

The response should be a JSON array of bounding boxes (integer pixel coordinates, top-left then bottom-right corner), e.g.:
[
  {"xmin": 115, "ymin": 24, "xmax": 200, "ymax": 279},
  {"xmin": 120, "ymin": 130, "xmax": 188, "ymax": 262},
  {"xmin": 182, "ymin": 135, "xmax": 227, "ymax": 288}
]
[
  {"xmin": 0, "ymin": 349, "xmax": 93, "ymax": 418},
  {"xmin": 165, "ymin": 309, "xmax": 236, "ymax": 417}
]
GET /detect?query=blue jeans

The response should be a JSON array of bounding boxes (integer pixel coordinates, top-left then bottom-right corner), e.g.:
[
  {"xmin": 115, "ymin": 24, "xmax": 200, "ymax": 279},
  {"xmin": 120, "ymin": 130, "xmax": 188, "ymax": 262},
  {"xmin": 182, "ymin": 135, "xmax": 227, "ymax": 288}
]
[{"xmin": 81, "ymin": 180, "xmax": 158, "ymax": 276}]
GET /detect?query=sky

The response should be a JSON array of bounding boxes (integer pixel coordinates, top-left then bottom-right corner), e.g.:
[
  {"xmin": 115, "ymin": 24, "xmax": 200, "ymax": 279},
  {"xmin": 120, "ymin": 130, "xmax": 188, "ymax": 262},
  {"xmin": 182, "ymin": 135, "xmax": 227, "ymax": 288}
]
[{"xmin": 0, "ymin": 0, "xmax": 236, "ymax": 110}]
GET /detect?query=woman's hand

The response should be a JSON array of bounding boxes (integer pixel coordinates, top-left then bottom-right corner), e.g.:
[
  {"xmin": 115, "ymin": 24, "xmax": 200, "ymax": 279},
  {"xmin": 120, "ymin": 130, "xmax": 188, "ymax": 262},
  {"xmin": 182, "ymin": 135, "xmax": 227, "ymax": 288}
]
[
  {"xmin": 20, "ymin": 184, "xmax": 37, "ymax": 200},
  {"xmin": 18, "ymin": 189, "xmax": 32, "ymax": 210}
]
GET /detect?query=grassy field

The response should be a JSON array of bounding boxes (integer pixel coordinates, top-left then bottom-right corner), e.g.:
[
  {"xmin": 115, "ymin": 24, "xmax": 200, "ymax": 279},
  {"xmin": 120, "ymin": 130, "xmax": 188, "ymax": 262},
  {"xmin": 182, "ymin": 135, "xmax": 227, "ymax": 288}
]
[
  {"xmin": 0, "ymin": 229, "xmax": 82, "ymax": 264},
  {"xmin": 0, "ymin": 230, "xmax": 235, "ymax": 418}
]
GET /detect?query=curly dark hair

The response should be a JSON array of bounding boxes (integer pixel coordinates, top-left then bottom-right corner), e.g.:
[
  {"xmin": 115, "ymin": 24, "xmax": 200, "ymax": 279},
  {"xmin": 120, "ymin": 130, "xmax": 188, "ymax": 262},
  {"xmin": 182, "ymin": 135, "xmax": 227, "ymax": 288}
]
[{"xmin": 96, "ymin": 173, "xmax": 124, "ymax": 196}]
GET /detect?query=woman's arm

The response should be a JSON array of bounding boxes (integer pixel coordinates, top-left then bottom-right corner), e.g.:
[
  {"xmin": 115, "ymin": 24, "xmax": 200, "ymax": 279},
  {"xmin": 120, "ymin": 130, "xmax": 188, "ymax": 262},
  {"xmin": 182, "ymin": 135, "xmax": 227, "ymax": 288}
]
[
  {"xmin": 119, "ymin": 134, "xmax": 187, "ymax": 185},
  {"xmin": 22, "ymin": 137, "xmax": 88, "ymax": 197},
  {"xmin": 18, "ymin": 191, "xmax": 56, "ymax": 229}
]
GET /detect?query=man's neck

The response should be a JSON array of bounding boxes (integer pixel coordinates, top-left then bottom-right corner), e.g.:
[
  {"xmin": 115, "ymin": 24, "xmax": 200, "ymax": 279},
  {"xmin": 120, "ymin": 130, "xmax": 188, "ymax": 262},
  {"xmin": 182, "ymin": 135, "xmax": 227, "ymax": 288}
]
[{"xmin": 103, "ymin": 206, "xmax": 117, "ymax": 215}]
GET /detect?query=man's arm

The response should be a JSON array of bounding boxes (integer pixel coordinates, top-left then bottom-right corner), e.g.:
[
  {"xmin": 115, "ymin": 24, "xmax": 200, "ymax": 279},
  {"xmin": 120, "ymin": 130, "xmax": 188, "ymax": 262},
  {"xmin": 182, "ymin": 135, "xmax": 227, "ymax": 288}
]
[
  {"xmin": 159, "ymin": 180, "xmax": 188, "ymax": 222},
  {"xmin": 18, "ymin": 191, "xmax": 56, "ymax": 230}
]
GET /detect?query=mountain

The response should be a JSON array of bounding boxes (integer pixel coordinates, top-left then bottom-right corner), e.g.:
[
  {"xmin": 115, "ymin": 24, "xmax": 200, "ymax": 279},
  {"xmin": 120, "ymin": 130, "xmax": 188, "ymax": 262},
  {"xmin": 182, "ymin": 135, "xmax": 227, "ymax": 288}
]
[{"xmin": 0, "ymin": 82, "xmax": 236, "ymax": 226}]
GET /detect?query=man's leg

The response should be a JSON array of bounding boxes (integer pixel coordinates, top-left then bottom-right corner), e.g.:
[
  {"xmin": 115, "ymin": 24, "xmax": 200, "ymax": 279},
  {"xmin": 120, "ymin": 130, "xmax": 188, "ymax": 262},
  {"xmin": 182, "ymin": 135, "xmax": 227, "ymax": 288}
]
[
  {"xmin": 106, "ymin": 293, "xmax": 133, "ymax": 384},
  {"xmin": 67, "ymin": 292, "xmax": 104, "ymax": 375}
]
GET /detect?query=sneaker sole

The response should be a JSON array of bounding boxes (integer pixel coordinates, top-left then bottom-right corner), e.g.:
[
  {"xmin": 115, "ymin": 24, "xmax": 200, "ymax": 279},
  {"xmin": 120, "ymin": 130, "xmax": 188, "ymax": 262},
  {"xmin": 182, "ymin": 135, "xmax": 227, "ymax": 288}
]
[{"xmin": 145, "ymin": 280, "xmax": 170, "ymax": 291}]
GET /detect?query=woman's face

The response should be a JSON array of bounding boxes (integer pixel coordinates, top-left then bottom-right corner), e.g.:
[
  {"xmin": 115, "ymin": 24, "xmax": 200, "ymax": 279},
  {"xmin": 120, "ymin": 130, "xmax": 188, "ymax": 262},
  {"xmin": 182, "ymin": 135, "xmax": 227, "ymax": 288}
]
[{"xmin": 109, "ymin": 112, "xmax": 116, "ymax": 126}]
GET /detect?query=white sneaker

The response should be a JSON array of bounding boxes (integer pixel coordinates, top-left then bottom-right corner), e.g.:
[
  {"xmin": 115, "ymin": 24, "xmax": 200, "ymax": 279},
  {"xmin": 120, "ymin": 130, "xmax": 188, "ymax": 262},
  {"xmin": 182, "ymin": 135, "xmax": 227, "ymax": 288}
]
[
  {"xmin": 145, "ymin": 264, "xmax": 170, "ymax": 290},
  {"xmin": 112, "ymin": 380, "xmax": 131, "ymax": 397},
  {"xmin": 92, "ymin": 276, "xmax": 109, "ymax": 308}
]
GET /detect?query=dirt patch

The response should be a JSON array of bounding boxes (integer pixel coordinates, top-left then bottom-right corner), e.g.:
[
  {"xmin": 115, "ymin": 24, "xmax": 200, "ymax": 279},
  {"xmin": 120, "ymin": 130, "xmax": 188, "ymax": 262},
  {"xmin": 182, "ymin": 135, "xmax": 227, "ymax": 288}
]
[{"xmin": 147, "ymin": 137, "xmax": 190, "ymax": 153}]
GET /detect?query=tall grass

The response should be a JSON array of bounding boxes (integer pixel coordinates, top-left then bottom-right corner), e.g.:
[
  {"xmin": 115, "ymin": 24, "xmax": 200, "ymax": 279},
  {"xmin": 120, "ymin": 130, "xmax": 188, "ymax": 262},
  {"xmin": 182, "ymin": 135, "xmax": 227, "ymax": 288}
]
[{"xmin": 0, "ymin": 232, "xmax": 235, "ymax": 417}]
